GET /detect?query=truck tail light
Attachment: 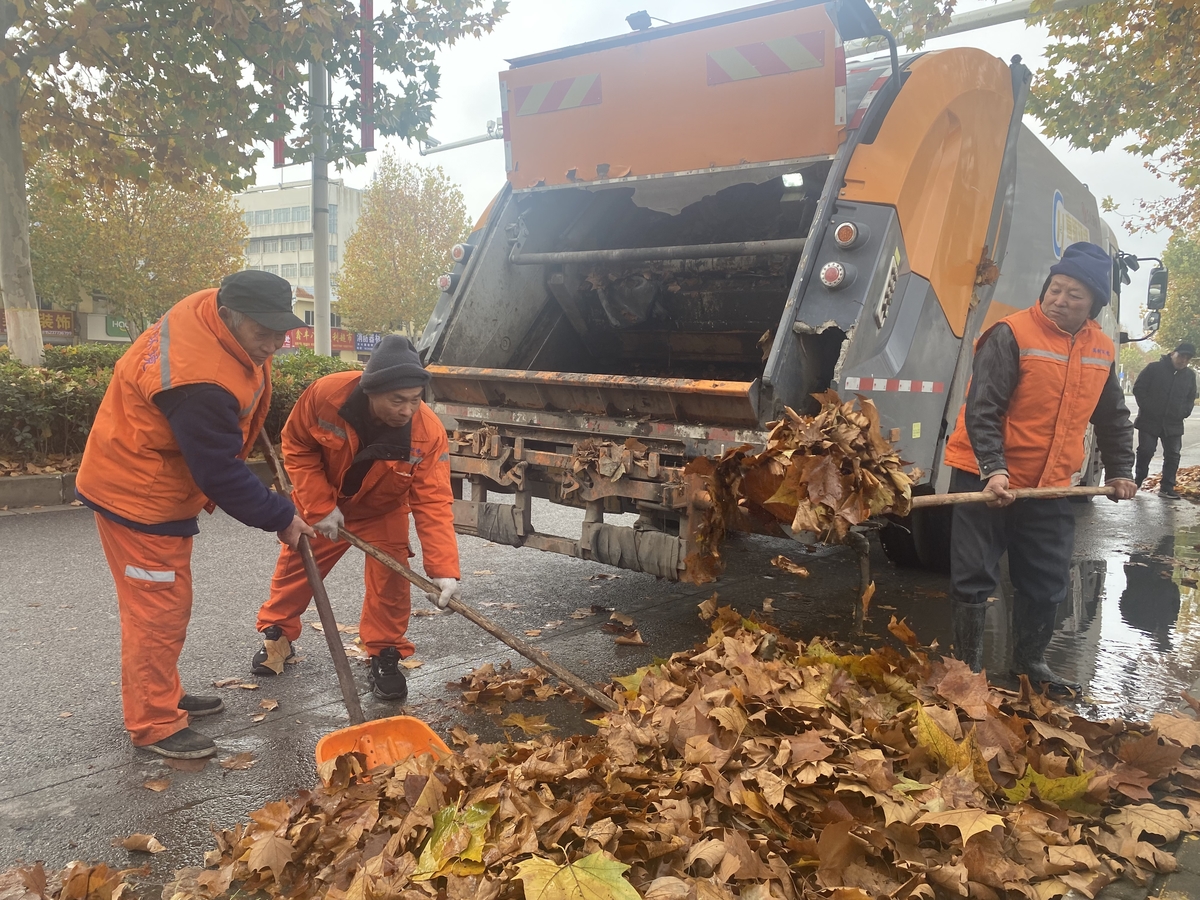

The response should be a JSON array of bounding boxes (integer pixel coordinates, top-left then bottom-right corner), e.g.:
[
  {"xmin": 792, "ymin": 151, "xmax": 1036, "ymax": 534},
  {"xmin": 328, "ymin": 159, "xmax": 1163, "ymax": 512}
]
[
  {"xmin": 819, "ymin": 261, "xmax": 854, "ymax": 289},
  {"xmin": 450, "ymin": 243, "xmax": 472, "ymax": 263},
  {"xmin": 437, "ymin": 273, "xmax": 459, "ymax": 292},
  {"xmin": 833, "ymin": 222, "xmax": 860, "ymax": 248}
]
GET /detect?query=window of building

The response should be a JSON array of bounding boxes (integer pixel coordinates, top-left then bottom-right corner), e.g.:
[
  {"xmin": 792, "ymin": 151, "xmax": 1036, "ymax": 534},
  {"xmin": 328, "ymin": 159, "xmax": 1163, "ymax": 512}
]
[
  {"xmin": 304, "ymin": 310, "xmax": 314, "ymax": 326},
  {"xmin": 300, "ymin": 235, "xmax": 314, "ymax": 251},
  {"xmin": 245, "ymin": 265, "xmax": 261, "ymax": 271},
  {"xmin": 329, "ymin": 245, "xmax": 337, "ymax": 263},
  {"xmin": 328, "ymin": 203, "xmax": 338, "ymax": 233},
  {"xmin": 300, "ymin": 263, "xmax": 314, "ymax": 277},
  {"xmin": 243, "ymin": 211, "xmax": 254, "ymax": 226},
  {"xmin": 331, "ymin": 313, "xmax": 342, "ymax": 328},
  {"xmin": 263, "ymin": 239, "xmax": 280, "ymax": 254},
  {"xmin": 254, "ymin": 209, "xmax": 271, "ymax": 226},
  {"xmin": 282, "ymin": 237, "xmax": 298, "ymax": 252},
  {"xmin": 293, "ymin": 205, "xmax": 310, "ymax": 222},
  {"xmin": 263, "ymin": 265, "xmax": 279, "ymax": 275},
  {"xmin": 274, "ymin": 207, "xmax": 291, "ymax": 224},
  {"xmin": 281, "ymin": 264, "xmax": 298, "ymax": 279},
  {"xmin": 247, "ymin": 239, "xmax": 262, "ymax": 254}
]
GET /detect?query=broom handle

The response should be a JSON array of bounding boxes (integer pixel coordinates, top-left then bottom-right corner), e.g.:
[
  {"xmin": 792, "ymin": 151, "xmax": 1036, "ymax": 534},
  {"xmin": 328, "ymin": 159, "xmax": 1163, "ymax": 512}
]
[{"xmin": 911, "ymin": 485, "xmax": 1115, "ymax": 508}]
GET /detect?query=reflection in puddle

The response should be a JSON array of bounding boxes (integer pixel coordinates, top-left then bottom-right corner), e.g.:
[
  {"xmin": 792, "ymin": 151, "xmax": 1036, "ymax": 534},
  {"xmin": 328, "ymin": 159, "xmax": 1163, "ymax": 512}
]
[{"xmin": 1037, "ymin": 525, "xmax": 1200, "ymax": 721}]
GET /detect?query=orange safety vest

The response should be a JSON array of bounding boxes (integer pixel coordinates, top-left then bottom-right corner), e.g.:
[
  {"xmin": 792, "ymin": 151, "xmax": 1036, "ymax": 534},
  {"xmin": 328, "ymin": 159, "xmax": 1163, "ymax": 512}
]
[
  {"xmin": 283, "ymin": 370, "xmax": 460, "ymax": 579},
  {"xmin": 943, "ymin": 302, "xmax": 1115, "ymax": 488},
  {"xmin": 77, "ymin": 289, "xmax": 272, "ymax": 524}
]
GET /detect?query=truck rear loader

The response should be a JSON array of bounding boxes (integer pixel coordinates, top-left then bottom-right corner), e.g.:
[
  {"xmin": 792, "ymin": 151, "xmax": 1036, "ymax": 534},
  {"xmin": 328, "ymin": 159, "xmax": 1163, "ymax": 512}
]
[{"xmin": 417, "ymin": 0, "xmax": 1146, "ymax": 580}]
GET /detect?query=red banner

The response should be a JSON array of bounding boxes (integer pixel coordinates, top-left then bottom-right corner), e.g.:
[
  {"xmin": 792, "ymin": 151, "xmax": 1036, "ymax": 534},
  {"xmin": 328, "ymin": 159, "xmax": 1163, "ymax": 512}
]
[{"xmin": 283, "ymin": 327, "xmax": 356, "ymax": 352}]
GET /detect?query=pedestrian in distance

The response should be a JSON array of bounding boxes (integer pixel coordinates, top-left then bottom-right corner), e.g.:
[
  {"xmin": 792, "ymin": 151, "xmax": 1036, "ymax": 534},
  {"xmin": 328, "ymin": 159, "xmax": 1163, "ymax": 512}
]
[
  {"xmin": 942, "ymin": 241, "xmax": 1137, "ymax": 694},
  {"xmin": 75, "ymin": 271, "xmax": 314, "ymax": 760},
  {"xmin": 251, "ymin": 335, "xmax": 460, "ymax": 704},
  {"xmin": 1132, "ymin": 342, "xmax": 1196, "ymax": 499}
]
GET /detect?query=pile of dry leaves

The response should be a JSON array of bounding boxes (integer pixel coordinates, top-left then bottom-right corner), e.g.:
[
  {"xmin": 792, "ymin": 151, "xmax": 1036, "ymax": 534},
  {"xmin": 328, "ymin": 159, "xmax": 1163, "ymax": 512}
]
[
  {"xmin": 122, "ymin": 604, "xmax": 1200, "ymax": 900},
  {"xmin": 687, "ymin": 392, "xmax": 916, "ymax": 579},
  {"xmin": 0, "ymin": 454, "xmax": 80, "ymax": 478},
  {"xmin": 1141, "ymin": 467, "xmax": 1200, "ymax": 499}
]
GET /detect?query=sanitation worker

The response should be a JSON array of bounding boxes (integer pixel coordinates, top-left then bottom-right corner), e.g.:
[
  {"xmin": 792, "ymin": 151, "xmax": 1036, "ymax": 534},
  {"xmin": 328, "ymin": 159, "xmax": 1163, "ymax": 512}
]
[
  {"xmin": 251, "ymin": 335, "xmax": 460, "ymax": 703},
  {"xmin": 1132, "ymin": 342, "xmax": 1196, "ymax": 499},
  {"xmin": 943, "ymin": 241, "xmax": 1137, "ymax": 693},
  {"xmin": 75, "ymin": 271, "xmax": 313, "ymax": 759}
]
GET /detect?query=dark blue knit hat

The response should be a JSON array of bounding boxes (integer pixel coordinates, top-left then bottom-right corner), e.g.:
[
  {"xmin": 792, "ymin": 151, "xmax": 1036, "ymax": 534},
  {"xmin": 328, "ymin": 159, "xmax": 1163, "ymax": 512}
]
[
  {"xmin": 1049, "ymin": 242, "xmax": 1112, "ymax": 313},
  {"xmin": 359, "ymin": 335, "xmax": 430, "ymax": 394}
]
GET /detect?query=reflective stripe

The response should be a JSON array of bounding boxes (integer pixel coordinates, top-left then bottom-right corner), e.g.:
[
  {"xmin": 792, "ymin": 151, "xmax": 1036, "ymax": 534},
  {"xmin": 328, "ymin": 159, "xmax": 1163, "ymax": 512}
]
[
  {"xmin": 240, "ymin": 377, "xmax": 266, "ymax": 418},
  {"xmin": 317, "ymin": 418, "xmax": 347, "ymax": 440},
  {"xmin": 159, "ymin": 314, "xmax": 172, "ymax": 391},
  {"xmin": 1019, "ymin": 348, "xmax": 1069, "ymax": 362},
  {"xmin": 1082, "ymin": 356, "xmax": 1112, "ymax": 368},
  {"xmin": 125, "ymin": 565, "xmax": 176, "ymax": 583}
]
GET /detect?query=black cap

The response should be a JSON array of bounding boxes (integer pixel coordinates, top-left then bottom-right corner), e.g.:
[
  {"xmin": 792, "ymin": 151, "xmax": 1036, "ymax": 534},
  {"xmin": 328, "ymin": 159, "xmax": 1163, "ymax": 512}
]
[
  {"xmin": 359, "ymin": 335, "xmax": 431, "ymax": 395},
  {"xmin": 217, "ymin": 270, "xmax": 306, "ymax": 332},
  {"xmin": 1175, "ymin": 343, "xmax": 1196, "ymax": 357},
  {"xmin": 1049, "ymin": 242, "xmax": 1112, "ymax": 316}
]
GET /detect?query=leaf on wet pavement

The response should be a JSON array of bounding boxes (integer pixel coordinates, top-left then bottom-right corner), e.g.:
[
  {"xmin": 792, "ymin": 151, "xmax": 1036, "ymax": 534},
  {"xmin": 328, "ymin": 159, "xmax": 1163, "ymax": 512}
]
[
  {"xmin": 142, "ymin": 778, "xmax": 170, "ymax": 792},
  {"xmin": 116, "ymin": 834, "xmax": 165, "ymax": 853},
  {"xmin": 770, "ymin": 555, "xmax": 810, "ymax": 577},
  {"xmin": 1152, "ymin": 712, "xmax": 1200, "ymax": 748},
  {"xmin": 213, "ymin": 677, "xmax": 242, "ymax": 688},
  {"xmin": 259, "ymin": 699, "xmax": 279, "ymax": 711},
  {"xmin": 515, "ymin": 852, "xmax": 640, "ymax": 900},
  {"xmin": 220, "ymin": 752, "xmax": 257, "ymax": 771},
  {"xmin": 246, "ymin": 833, "xmax": 293, "ymax": 881},
  {"xmin": 860, "ymin": 581, "xmax": 875, "ymax": 618},
  {"xmin": 501, "ymin": 713, "xmax": 556, "ymax": 735},
  {"xmin": 401, "ymin": 658, "xmax": 424, "ymax": 669},
  {"xmin": 608, "ymin": 612, "xmax": 634, "ymax": 627},
  {"xmin": 613, "ymin": 630, "xmax": 647, "ymax": 646}
]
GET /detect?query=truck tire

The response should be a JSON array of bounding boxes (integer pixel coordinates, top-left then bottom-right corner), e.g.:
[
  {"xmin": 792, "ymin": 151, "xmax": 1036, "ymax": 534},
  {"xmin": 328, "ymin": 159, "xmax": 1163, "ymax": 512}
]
[{"xmin": 912, "ymin": 506, "xmax": 952, "ymax": 573}]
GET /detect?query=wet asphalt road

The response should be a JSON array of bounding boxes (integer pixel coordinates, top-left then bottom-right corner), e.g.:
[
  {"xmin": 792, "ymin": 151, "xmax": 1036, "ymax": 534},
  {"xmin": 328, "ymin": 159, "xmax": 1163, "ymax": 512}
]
[{"xmin": 2, "ymin": 403, "xmax": 1200, "ymax": 891}]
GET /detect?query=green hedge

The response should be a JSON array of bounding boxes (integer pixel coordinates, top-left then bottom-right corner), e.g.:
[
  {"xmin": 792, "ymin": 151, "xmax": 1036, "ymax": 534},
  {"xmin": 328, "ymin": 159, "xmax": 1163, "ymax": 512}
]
[{"xmin": 0, "ymin": 346, "xmax": 356, "ymax": 463}]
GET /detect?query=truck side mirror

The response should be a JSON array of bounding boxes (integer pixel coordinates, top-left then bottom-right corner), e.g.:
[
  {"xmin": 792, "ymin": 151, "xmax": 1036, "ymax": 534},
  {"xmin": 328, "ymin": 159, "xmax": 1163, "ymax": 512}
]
[
  {"xmin": 1143, "ymin": 310, "xmax": 1161, "ymax": 333},
  {"xmin": 1119, "ymin": 331, "xmax": 1130, "ymax": 344},
  {"xmin": 1147, "ymin": 266, "xmax": 1168, "ymax": 310}
]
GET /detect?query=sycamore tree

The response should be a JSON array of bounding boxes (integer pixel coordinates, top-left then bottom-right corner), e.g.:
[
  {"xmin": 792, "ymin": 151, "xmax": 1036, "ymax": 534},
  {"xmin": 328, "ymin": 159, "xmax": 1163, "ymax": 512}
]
[
  {"xmin": 1156, "ymin": 232, "xmax": 1200, "ymax": 352},
  {"xmin": 30, "ymin": 156, "xmax": 247, "ymax": 336},
  {"xmin": 336, "ymin": 155, "xmax": 469, "ymax": 334},
  {"xmin": 869, "ymin": 0, "xmax": 1200, "ymax": 232},
  {"xmin": 0, "ymin": 0, "xmax": 506, "ymax": 365}
]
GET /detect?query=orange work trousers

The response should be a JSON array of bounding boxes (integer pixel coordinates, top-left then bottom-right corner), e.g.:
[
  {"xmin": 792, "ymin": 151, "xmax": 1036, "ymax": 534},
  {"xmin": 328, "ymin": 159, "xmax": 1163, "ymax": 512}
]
[
  {"xmin": 257, "ymin": 508, "xmax": 414, "ymax": 657},
  {"xmin": 94, "ymin": 514, "xmax": 194, "ymax": 746}
]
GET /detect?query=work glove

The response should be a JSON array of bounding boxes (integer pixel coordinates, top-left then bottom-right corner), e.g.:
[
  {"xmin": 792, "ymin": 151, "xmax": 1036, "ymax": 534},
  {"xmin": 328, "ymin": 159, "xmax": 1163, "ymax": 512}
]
[
  {"xmin": 314, "ymin": 506, "xmax": 345, "ymax": 541},
  {"xmin": 426, "ymin": 577, "xmax": 461, "ymax": 609}
]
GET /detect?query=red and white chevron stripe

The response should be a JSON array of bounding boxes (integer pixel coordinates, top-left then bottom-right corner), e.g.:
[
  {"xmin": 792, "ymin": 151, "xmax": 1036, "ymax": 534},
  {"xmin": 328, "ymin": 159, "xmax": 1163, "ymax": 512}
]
[{"xmin": 843, "ymin": 377, "xmax": 944, "ymax": 393}]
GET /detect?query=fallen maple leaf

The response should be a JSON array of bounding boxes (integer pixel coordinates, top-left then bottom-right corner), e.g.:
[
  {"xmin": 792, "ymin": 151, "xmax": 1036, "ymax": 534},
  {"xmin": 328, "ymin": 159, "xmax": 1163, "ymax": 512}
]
[
  {"xmin": 142, "ymin": 778, "xmax": 170, "ymax": 792},
  {"xmin": 1107, "ymin": 804, "xmax": 1191, "ymax": 842},
  {"xmin": 117, "ymin": 834, "xmax": 165, "ymax": 854},
  {"xmin": 213, "ymin": 677, "xmax": 241, "ymax": 688},
  {"xmin": 258, "ymin": 635, "xmax": 290, "ymax": 675},
  {"xmin": 259, "ymin": 699, "xmax": 279, "ymax": 711},
  {"xmin": 770, "ymin": 555, "xmax": 810, "ymax": 577},
  {"xmin": 515, "ymin": 852, "xmax": 640, "ymax": 900},
  {"xmin": 762, "ymin": 598, "xmax": 775, "ymax": 613},
  {"xmin": 887, "ymin": 616, "xmax": 919, "ymax": 647},
  {"xmin": 1152, "ymin": 712, "xmax": 1200, "ymax": 748},
  {"xmin": 401, "ymin": 658, "xmax": 424, "ymax": 669},
  {"xmin": 614, "ymin": 630, "xmax": 647, "ymax": 647},
  {"xmin": 697, "ymin": 593, "xmax": 718, "ymax": 620},
  {"xmin": 524, "ymin": 629, "xmax": 543, "ymax": 637},
  {"xmin": 501, "ymin": 713, "xmax": 556, "ymax": 736},
  {"xmin": 860, "ymin": 581, "xmax": 876, "ymax": 618},
  {"xmin": 246, "ymin": 832, "xmax": 293, "ymax": 881},
  {"xmin": 163, "ymin": 757, "xmax": 207, "ymax": 773},
  {"xmin": 473, "ymin": 570, "xmax": 494, "ymax": 575},
  {"xmin": 609, "ymin": 612, "xmax": 634, "ymax": 627},
  {"xmin": 237, "ymin": 683, "xmax": 260, "ymax": 691},
  {"xmin": 914, "ymin": 808, "xmax": 1004, "ymax": 845},
  {"xmin": 220, "ymin": 752, "xmax": 256, "ymax": 771},
  {"xmin": 570, "ymin": 607, "xmax": 597, "ymax": 619}
]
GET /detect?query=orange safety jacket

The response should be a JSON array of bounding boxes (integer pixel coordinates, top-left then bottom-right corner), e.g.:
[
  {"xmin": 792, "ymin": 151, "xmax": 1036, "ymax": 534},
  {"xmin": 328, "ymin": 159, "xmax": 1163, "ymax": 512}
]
[
  {"xmin": 283, "ymin": 370, "xmax": 460, "ymax": 579},
  {"xmin": 943, "ymin": 302, "xmax": 1116, "ymax": 488},
  {"xmin": 76, "ymin": 289, "xmax": 272, "ymax": 524}
]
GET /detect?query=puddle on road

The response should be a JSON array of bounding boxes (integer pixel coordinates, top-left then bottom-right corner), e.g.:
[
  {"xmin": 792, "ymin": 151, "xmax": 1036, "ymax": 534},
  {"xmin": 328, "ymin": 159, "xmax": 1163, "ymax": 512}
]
[{"xmin": 1038, "ymin": 524, "xmax": 1200, "ymax": 721}]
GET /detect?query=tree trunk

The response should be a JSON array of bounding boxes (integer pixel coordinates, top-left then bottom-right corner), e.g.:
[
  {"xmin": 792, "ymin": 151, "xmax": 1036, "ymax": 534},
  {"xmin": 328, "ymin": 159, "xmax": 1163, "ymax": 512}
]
[{"xmin": 0, "ymin": 3, "xmax": 43, "ymax": 366}]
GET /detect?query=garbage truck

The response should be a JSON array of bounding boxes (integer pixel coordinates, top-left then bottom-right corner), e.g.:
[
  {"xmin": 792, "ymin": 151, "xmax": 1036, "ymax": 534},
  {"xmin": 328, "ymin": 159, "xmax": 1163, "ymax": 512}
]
[{"xmin": 417, "ymin": 0, "xmax": 1160, "ymax": 579}]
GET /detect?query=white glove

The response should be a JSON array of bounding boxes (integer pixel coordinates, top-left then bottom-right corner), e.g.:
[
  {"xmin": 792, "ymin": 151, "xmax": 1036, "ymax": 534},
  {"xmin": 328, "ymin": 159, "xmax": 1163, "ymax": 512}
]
[
  {"xmin": 426, "ymin": 577, "xmax": 461, "ymax": 609},
  {"xmin": 314, "ymin": 506, "xmax": 345, "ymax": 541}
]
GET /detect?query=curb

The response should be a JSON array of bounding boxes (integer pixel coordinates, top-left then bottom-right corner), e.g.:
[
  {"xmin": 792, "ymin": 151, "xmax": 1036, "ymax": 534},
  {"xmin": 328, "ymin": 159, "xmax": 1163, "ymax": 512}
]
[{"xmin": 0, "ymin": 462, "xmax": 272, "ymax": 511}]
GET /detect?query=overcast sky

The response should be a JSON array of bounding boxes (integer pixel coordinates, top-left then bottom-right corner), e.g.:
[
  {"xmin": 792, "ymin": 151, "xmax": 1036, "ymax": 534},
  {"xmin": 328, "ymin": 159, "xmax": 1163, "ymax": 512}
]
[{"xmin": 253, "ymin": 0, "xmax": 1176, "ymax": 336}]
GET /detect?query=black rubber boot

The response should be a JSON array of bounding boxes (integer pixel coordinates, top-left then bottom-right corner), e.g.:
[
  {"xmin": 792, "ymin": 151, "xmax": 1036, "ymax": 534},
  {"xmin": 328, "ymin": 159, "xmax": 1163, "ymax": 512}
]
[
  {"xmin": 251, "ymin": 625, "xmax": 294, "ymax": 676},
  {"xmin": 1010, "ymin": 595, "xmax": 1081, "ymax": 696},
  {"xmin": 952, "ymin": 601, "xmax": 987, "ymax": 673},
  {"xmin": 179, "ymin": 694, "xmax": 224, "ymax": 717},
  {"xmin": 368, "ymin": 647, "xmax": 408, "ymax": 702},
  {"xmin": 142, "ymin": 727, "xmax": 216, "ymax": 759}
]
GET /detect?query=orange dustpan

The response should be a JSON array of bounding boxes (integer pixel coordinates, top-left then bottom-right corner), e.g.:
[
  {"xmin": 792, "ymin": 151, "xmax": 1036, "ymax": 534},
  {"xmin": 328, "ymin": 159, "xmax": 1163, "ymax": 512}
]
[{"xmin": 315, "ymin": 714, "xmax": 449, "ymax": 770}]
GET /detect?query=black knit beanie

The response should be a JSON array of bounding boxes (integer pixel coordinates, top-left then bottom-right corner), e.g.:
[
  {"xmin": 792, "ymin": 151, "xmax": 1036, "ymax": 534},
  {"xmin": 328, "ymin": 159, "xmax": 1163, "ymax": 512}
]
[{"xmin": 359, "ymin": 335, "xmax": 431, "ymax": 394}]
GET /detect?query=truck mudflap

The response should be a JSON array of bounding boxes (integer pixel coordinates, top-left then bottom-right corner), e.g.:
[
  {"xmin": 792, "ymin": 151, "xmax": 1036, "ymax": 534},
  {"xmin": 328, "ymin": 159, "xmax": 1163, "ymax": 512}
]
[{"xmin": 426, "ymin": 365, "xmax": 760, "ymax": 427}]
